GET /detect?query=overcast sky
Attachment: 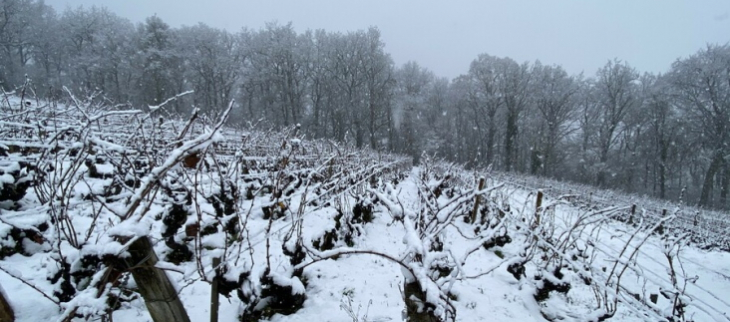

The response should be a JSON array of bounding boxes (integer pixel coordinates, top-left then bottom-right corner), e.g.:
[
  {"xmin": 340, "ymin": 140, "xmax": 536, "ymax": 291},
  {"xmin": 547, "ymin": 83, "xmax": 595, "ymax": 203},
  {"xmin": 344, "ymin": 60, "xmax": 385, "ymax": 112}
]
[{"xmin": 50, "ymin": 0, "xmax": 730, "ymax": 79}]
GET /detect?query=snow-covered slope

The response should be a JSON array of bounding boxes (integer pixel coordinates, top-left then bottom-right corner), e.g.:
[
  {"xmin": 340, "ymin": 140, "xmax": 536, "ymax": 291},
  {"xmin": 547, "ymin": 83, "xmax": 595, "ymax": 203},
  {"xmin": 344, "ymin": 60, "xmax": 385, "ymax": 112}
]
[{"xmin": 1, "ymin": 96, "xmax": 729, "ymax": 322}]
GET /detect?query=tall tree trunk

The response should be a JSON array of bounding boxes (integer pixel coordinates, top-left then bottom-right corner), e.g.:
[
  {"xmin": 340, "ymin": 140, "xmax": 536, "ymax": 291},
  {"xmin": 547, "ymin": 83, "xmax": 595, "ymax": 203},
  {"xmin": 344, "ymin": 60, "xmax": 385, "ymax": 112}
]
[
  {"xmin": 504, "ymin": 109, "xmax": 518, "ymax": 172},
  {"xmin": 720, "ymin": 164, "xmax": 730, "ymax": 209},
  {"xmin": 486, "ymin": 119, "xmax": 496, "ymax": 167},
  {"xmin": 659, "ymin": 143, "xmax": 668, "ymax": 199},
  {"xmin": 369, "ymin": 91, "xmax": 377, "ymax": 150},
  {"xmin": 699, "ymin": 151, "xmax": 724, "ymax": 207},
  {"xmin": 596, "ymin": 141, "xmax": 611, "ymax": 187}
]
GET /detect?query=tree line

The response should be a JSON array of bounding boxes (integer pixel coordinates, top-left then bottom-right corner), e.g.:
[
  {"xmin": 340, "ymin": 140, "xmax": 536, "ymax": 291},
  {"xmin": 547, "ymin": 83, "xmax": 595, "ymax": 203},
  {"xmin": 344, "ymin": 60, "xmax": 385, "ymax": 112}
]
[{"xmin": 2, "ymin": 1, "xmax": 730, "ymax": 209}]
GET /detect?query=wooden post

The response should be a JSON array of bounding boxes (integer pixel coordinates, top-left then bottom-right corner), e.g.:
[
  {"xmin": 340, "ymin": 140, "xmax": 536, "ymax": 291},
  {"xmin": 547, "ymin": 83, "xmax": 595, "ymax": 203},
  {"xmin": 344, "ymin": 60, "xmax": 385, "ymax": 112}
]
[
  {"xmin": 657, "ymin": 209, "xmax": 668, "ymax": 235},
  {"xmin": 471, "ymin": 177, "xmax": 486, "ymax": 224},
  {"xmin": 126, "ymin": 236, "xmax": 191, "ymax": 322},
  {"xmin": 210, "ymin": 257, "xmax": 220, "ymax": 322},
  {"xmin": 327, "ymin": 158, "xmax": 334, "ymax": 179},
  {"xmin": 534, "ymin": 190, "xmax": 543, "ymax": 226},
  {"xmin": 693, "ymin": 211, "xmax": 699, "ymax": 227},
  {"xmin": 0, "ymin": 283, "xmax": 14, "ymax": 322},
  {"xmin": 628, "ymin": 204, "xmax": 636, "ymax": 224},
  {"xmin": 404, "ymin": 280, "xmax": 439, "ymax": 322}
]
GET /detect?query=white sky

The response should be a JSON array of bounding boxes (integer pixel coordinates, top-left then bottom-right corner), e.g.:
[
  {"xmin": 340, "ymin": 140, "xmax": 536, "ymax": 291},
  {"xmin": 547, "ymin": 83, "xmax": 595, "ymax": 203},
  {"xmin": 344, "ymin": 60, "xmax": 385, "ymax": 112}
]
[{"xmin": 50, "ymin": 0, "xmax": 730, "ymax": 79}]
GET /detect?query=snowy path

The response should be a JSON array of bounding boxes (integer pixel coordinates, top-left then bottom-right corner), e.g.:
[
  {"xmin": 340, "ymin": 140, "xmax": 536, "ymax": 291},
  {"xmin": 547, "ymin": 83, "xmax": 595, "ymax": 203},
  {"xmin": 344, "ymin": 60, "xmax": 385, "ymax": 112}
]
[
  {"xmin": 275, "ymin": 167, "xmax": 547, "ymax": 321},
  {"xmin": 270, "ymin": 169, "xmax": 420, "ymax": 321}
]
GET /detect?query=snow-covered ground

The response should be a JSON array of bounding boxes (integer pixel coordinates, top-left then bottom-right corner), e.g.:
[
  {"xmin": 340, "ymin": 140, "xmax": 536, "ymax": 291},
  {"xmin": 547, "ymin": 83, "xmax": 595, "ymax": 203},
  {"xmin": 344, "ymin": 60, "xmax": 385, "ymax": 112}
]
[
  {"xmin": 1, "ymin": 97, "xmax": 729, "ymax": 322},
  {"xmin": 4, "ymin": 166, "xmax": 728, "ymax": 321}
]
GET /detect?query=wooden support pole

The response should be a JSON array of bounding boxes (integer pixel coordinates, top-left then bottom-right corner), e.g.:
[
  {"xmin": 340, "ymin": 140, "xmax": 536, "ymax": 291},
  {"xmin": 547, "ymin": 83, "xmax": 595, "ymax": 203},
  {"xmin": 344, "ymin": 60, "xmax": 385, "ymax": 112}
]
[
  {"xmin": 404, "ymin": 279, "xmax": 439, "ymax": 322},
  {"xmin": 629, "ymin": 204, "xmax": 636, "ymax": 224},
  {"xmin": 126, "ymin": 236, "xmax": 191, "ymax": 322},
  {"xmin": 327, "ymin": 158, "xmax": 334, "ymax": 179},
  {"xmin": 210, "ymin": 257, "xmax": 220, "ymax": 322},
  {"xmin": 534, "ymin": 190, "xmax": 543, "ymax": 226},
  {"xmin": 0, "ymin": 283, "xmax": 14, "ymax": 322},
  {"xmin": 656, "ymin": 209, "xmax": 668, "ymax": 235},
  {"xmin": 471, "ymin": 177, "xmax": 486, "ymax": 224}
]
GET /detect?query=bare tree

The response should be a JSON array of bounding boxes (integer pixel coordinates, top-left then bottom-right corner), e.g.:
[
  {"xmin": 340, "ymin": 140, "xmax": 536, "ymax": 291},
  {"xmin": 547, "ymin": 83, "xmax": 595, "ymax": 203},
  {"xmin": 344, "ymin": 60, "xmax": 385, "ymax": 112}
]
[
  {"xmin": 530, "ymin": 62, "xmax": 577, "ymax": 177},
  {"xmin": 362, "ymin": 27, "xmax": 394, "ymax": 150},
  {"xmin": 499, "ymin": 59, "xmax": 531, "ymax": 172},
  {"xmin": 669, "ymin": 45, "xmax": 730, "ymax": 208},
  {"xmin": 593, "ymin": 59, "xmax": 639, "ymax": 186},
  {"xmin": 178, "ymin": 23, "xmax": 242, "ymax": 114},
  {"xmin": 467, "ymin": 54, "xmax": 506, "ymax": 168},
  {"xmin": 394, "ymin": 61, "xmax": 434, "ymax": 159},
  {"xmin": 136, "ymin": 15, "xmax": 183, "ymax": 109},
  {"xmin": 241, "ymin": 23, "xmax": 308, "ymax": 127},
  {"xmin": 0, "ymin": 0, "xmax": 38, "ymax": 87}
]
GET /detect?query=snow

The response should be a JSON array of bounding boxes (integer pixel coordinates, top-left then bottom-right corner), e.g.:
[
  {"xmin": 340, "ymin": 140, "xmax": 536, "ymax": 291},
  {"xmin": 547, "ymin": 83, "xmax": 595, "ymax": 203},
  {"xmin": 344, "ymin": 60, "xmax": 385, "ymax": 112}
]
[
  {"xmin": 269, "ymin": 272, "xmax": 306, "ymax": 295},
  {"xmin": 3, "ymin": 163, "xmax": 730, "ymax": 321},
  {"xmin": 1, "ymin": 100, "xmax": 729, "ymax": 322},
  {"xmin": 0, "ymin": 174, "xmax": 13, "ymax": 191},
  {"xmin": 107, "ymin": 218, "xmax": 153, "ymax": 238}
]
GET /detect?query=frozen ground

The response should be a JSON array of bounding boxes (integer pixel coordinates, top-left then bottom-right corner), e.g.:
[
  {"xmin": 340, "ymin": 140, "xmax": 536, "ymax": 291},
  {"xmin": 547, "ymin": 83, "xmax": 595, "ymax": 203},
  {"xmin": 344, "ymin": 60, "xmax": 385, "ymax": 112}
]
[
  {"xmin": 2, "ymin": 167, "xmax": 729, "ymax": 321},
  {"xmin": 1, "ymin": 95, "xmax": 729, "ymax": 321}
]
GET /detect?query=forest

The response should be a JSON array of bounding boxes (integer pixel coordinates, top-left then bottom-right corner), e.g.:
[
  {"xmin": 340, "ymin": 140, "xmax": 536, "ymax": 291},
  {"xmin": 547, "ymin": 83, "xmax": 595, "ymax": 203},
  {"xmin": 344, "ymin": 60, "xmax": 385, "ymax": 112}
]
[{"xmin": 2, "ymin": 0, "xmax": 730, "ymax": 209}]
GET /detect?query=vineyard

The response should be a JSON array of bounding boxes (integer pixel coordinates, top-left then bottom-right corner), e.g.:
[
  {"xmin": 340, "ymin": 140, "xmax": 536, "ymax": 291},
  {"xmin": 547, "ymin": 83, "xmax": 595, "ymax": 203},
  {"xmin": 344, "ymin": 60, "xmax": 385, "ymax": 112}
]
[
  {"xmin": 1, "ymin": 93, "xmax": 729, "ymax": 322},
  {"xmin": 492, "ymin": 172, "xmax": 730, "ymax": 252}
]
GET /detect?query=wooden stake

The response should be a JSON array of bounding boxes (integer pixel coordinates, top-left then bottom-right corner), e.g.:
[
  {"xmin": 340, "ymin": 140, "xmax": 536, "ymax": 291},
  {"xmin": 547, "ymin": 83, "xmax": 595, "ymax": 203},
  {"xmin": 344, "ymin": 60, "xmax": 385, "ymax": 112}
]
[
  {"xmin": 126, "ymin": 236, "xmax": 191, "ymax": 322},
  {"xmin": 471, "ymin": 177, "xmax": 486, "ymax": 224},
  {"xmin": 210, "ymin": 257, "xmax": 220, "ymax": 322},
  {"xmin": 0, "ymin": 283, "xmax": 14, "ymax": 322},
  {"xmin": 404, "ymin": 280, "xmax": 439, "ymax": 322},
  {"xmin": 534, "ymin": 190, "xmax": 543, "ymax": 227},
  {"xmin": 629, "ymin": 204, "xmax": 636, "ymax": 224}
]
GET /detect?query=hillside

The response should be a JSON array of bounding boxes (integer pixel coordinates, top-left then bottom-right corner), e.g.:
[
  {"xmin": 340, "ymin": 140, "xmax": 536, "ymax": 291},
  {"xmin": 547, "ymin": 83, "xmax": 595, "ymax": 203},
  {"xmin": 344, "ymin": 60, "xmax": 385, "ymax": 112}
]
[{"xmin": 1, "ymin": 95, "xmax": 729, "ymax": 322}]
